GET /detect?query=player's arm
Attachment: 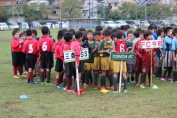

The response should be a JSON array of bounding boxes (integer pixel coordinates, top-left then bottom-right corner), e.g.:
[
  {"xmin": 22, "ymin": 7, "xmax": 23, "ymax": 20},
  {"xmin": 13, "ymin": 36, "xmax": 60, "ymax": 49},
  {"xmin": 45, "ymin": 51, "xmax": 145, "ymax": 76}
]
[
  {"xmin": 11, "ymin": 40, "xmax": 21, "ymax": 49},
  {"xmin": 172, "ymin": 39, "xmax": 177, "ymax": 61},
  {"xmin": 22, "ymin": 41, "xmax": 27, "ymax": 54},
  {"xmin": 98, "ymin": 41, "xmax": 109, "ymax": 54},
  {"xmin": 37, "ymin": 40, "xmax": 41, "ymax": 52},
  {"xmin": 92, "ymin": 42, "xmax": 98, "ymax": 53}
]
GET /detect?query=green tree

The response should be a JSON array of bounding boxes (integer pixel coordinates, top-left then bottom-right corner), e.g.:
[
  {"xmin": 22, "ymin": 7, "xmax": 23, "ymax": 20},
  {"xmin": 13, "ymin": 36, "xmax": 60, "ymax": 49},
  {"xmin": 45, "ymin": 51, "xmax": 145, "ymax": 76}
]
[
  {"xmin": 0, "ymin": 7, "xmax": 6, "ymax": 22},
  {"xmin": 61, "ymin": 0, "xmax": 83, "ymax": 18},
  {"xmin": 97, "ymin": 5, "xmax": 112, "ymax": 20}
]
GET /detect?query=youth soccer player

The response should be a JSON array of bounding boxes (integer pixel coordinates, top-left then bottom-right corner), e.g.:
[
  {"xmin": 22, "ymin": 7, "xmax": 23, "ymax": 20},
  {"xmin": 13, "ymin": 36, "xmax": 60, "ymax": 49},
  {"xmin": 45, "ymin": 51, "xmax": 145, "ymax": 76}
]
[
  {"xmin": 95, "ymin": 25, "xmax": 104, "ymax": 40},
  {"xmin": 22, "ymin": 29, "xmax": 38, "ymax": 84},
  {"xmin": 98, "ymin": 29, "xmax": 113, "ymax": 90},
  {"xmin": 37, "ymin": 26, "xmax": 54, "ymax": 85}
]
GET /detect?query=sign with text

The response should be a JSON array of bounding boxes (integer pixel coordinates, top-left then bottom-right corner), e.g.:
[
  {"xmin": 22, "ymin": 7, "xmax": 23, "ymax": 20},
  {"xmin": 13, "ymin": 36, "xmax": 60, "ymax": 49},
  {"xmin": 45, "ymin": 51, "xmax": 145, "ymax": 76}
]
[
  {"xmin": 110, "ymin": 52, "xmax": 135, "ymax": 61},
  {"xmin": 141, "ymin": 40, "xmax": 163, "ymax": 49},
  {"xmin": 64, "ymin": 48, "xmax": 89, "ymax": 63}
]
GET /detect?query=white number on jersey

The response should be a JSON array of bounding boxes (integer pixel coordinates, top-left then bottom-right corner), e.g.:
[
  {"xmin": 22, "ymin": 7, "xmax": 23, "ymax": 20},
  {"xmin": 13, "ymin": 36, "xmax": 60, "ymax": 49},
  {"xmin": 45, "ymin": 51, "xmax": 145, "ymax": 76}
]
[
  {"xmin": 42, "ymin": 42, "xmax": 47, "ymax": 51},
  {"xmin": 29, "ymin": 44, "xmax": 33, "ymax": 53},
  {"xmin": 120, "ymin": 44, "xmax": 125, "ymax": 52}
]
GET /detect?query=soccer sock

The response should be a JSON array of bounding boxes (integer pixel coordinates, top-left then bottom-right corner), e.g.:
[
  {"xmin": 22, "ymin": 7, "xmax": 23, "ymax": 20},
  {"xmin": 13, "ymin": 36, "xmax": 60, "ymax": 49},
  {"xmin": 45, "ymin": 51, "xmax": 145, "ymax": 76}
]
[
  {"xmin": 46, "ymin": 71, "xmax": 50, "ymax": 83},
  {"xmin": 94, "ymin": 74, "xmax": 98, "ymax": 86},
  {"xmin": 127, "ymin": 77, "xmax": 130, "ymax": 82},
  {"xmin": 19, "ymin": 66, "xmax": 23, "ymax": 75},
  {"xmin": 81, "ymin": 72, "xmax": 85, "ymax": 84},
  {"xmin": 56, "ymin": 78, "xmax": 59, "ymax": 86},
  {"xmin": 141, "ymin": 74, "xmax": 146, "ymax": 84},
  {"xmin": 59, "ymin": 73, "xmax": 63, "ymax": 84},
  {"xmin": 13, "ymin": 66, "xmax": 18, "ymax": 75},
  {"xmin": 40, "ymin": 72, "xmax": 44, "ymax": 82},
  {"xmin": 29, "ymin": 72, "xmax": 33, "ymax": 82},
  {"xmin": 27, "ymin": 72, "xmax": 31, "ymax": 82},
  {"xmin": 159, "ymin": 67, "xmax": 162, "ymax": 77},
  {"xmin": 135, "ymin": 73, "xmax": 139, "ymax": 83},
  {"xmin": 44, "ymin": 69, "xmax": 46, "ymax": 78},
  {"xmin": 162, "ymin": 68, "xmax": 168, "ymax": 78},
  {"xmin": 167, "ymin": 67, "xmax": 172, "ymax": 78},
  {"xmin": 113, "ymin": 77, "xmax": 118, "ymax": 91},
  {"xmin": 67, "ymin": 76, "xmax": 72, "ymax": 89},
  {"xmin": 85, "ymin": 72, "xmax": 89, "ymax": 85},
  {"xmin": 88, "ymin": 72, "xmax": 93, "ymax": 84},
  {"xmin": 108, "ymin": 75, "xmax": 113, "ymax": 87},
  {"xmin": 123, "ymin": 79, "xmax": 127, "ymax": 90},
  {"xmin": 131, "ymin": 76, "xmax": 135, "ymax": 81},
  {"xmin": 174, "ymin": 71, "xmax": 177, "ymax": 81},
  {"xmin": 101, "ymin": 76, "xmax": 106, "ymax": 87}
]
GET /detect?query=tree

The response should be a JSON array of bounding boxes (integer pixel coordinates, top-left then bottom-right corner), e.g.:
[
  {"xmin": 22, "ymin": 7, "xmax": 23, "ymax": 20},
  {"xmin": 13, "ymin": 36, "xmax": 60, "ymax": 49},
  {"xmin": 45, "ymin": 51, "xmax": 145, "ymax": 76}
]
[
  {"xmin": 0, "ymin": 7, "xmax": 6, "ymax": 22},
  {"xmin": 97, "ymin": 5, "xmax": 112, "ymax": 20},
  {"xmin": 61, "ymin": 0, "xmax": 83, "ymax": 18}
]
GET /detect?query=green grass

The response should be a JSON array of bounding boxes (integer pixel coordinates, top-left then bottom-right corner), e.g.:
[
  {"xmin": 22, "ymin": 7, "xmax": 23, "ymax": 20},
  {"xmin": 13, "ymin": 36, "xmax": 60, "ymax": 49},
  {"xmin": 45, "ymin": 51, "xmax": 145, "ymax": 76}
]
[{"xmin": 1, "ymin": 29, "xmax": 177, "ymax": 118}]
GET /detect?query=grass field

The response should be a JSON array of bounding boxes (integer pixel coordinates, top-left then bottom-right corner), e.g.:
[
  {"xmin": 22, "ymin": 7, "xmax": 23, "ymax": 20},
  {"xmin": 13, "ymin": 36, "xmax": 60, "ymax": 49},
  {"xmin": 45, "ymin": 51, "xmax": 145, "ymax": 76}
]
[{"xmin": 1, "ymin": 29, "xmax": 177, "ymax": 118}]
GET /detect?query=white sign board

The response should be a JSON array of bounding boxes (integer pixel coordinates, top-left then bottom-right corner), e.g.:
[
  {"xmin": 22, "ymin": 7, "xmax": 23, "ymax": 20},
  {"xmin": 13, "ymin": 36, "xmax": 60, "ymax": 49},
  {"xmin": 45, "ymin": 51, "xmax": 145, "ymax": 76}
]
[
  {"xmin": 141, "ymin": 40, "xmax": 163, "ymax": 49},
  {"xmin": 64, "ymin": 48, "xmax": 89, "ymax": 63}
]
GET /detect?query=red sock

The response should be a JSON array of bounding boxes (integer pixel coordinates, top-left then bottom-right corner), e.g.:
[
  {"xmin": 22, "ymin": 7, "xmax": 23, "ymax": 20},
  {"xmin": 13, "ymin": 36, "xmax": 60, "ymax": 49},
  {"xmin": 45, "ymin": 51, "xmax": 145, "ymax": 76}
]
[
  {"xmin": 56, "ymin": 78, "xmax": 59, "ymax": 86},
  {"xmin": 28, "ymin": 72, "xmax": 33, "ymax": 82},
  {"xmin": 13, "ymin": 66, "xmax": 17, "ymax": 75}
]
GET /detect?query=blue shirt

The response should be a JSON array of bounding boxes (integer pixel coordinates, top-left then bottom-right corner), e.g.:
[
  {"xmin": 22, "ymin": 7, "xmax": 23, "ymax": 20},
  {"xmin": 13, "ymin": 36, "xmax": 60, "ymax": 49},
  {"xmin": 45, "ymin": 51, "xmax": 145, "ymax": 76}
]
[
  {"xmin": 133, "ymin": 38, "xmax": 140, "ymax": 42},
  {"xmin": 152, "ymin": 35, "xmax": 155, "ymax": 40},
  {"xmin": 172, "ymin": 37, "xmax": 177, "ymax": 52},
  {"xmin": 164, "ymin": 36, "xmax": 173, "ymax": 51},
  {"xmin": 153, "ymin": 32, "xmax": 157, "ymax": 40}
]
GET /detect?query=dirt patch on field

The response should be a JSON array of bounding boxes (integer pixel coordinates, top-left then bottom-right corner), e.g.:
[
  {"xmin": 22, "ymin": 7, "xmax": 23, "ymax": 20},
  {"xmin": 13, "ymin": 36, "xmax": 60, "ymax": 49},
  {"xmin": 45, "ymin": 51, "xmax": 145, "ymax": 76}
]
[{"xmin": 0, "ymin": 37, "xmax": 10, "ymax": 42}]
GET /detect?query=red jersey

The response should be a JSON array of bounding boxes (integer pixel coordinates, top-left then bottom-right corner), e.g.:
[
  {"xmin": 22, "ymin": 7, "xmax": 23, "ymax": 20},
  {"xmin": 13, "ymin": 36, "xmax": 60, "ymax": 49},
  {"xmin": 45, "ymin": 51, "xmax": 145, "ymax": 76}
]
[
  {"xmin": 115, "ymin": 39, "xmax": 127, "ymax": 52},
  {"xmin": 54, "ymin": 42, "xmax": 64, "ymax": 61},
  {"xmin": 139, "ymin": 39, "xmax": 158, "ymax": 66},
  {"xmin": 37, "ymin": 35, "xmax": 54, "ymax": 52},
  {"xmin": 134, "ymin": 39, "xmax": 143, "ymax": 61},
  {"xmin": 22, "ymin": 37, "xmax": 38, "ymax": 55},
  {"xmin": 11, "ymin": 38, "xmax": 23, "ymax": 52},
  {"xmin": 71, "ymin": 39, "xmax": 81, "ymax": 64},
  {"xmin": 52, "ymin": 41, "xmax": 59, "ymax": 52},
  {"xmin": 100, "ymin": 34, "xmax": 104, "ymax": 40}
]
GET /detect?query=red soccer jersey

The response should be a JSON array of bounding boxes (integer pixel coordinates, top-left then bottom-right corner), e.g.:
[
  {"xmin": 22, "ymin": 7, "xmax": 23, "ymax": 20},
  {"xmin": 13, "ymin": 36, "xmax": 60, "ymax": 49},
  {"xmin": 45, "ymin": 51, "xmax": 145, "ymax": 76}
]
[
  {"xmin": 71, "ymin": 39, "xmax": 81, "ymax": 64},
  {"xmin": 115, "ymin": 39, "xmax": 127, "ymax": 52},
  {"xmin": 11, "ymin": 38, "xmax": 23, "ymax": 52},
  {"xmin": 100, "ymin": 34, "xmax": 104, "ymax": 40},
  {"xmin": 37, "ymin": 35, "xmax": 54, "ymax": 52},
  {"xmin": 134, "ymin": 39, "xmax": 143, "ymax": 61},
  {"xmin": 22, "ymin": 37, "xmax": 38, "ymax": 55},
  {"xmin": 52, "ymin": 41, "xmax": 59, "ymax": 52},
  {"xmin": 55, "ymin": 42, "xmax": 64, "ymax": 61}
]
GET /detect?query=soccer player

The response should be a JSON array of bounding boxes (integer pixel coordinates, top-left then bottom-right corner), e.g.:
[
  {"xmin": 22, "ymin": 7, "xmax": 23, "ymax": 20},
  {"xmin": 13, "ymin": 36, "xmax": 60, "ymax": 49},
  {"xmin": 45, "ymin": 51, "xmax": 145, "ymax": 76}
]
[
  {"xmin": 22, "ymin": 29, "xmax": 38, "ymax": 84},
  {"xmin": 37, "ymin": 26, "xmax": 54, "ymax": 85},
  {"xmin": 98, "ymin": 29, "xmax": 113, "ymax": 90},
  {"xmin": 161, "ymin": 27, "xmax": 173, "ymax": 81},
  {"xmin": 172, "ymin": 28, "xmax": 177, "ymax": 83},
  {"xmin": 95, "ymin": 25, "xmax": 104, "ymax": 40},
  {"xmin": 148, "ymin": 25, "xmax": 155, "ymax": 40}
]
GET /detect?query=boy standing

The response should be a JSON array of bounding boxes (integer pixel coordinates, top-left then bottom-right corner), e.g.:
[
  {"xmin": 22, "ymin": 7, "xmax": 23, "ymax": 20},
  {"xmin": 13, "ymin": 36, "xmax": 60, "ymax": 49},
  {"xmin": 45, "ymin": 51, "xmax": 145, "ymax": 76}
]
[
  {"xmin": 22, "ymin": 29, "xmax": 38, "ymax": 84},
  {"xmin": 98, "ymin": 29, "xmax": 113, "ymax": 90},
  {"xmin": 37, "ymin": 26, "xmax": 54, "ymax": 85}
]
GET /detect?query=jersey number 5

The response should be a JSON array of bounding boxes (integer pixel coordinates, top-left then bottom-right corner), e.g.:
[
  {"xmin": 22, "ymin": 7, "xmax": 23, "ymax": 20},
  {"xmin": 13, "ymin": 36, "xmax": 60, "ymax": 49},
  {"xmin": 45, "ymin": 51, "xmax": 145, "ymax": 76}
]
[
  {"xmin": 42, "ymin": 42, "xmax": 47, "ymax": 51},
  {"xmin": 29, "ymin": 44, "xmax": 33, "ymax": 53}
]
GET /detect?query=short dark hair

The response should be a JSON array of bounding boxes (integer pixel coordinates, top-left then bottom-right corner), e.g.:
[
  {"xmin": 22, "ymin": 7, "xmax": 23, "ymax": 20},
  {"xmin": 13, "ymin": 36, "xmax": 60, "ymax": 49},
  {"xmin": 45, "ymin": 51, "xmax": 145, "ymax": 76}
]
[
  {"xmin": 144, "ymin": 30, "xmax": 152, "ymax": 39},
  {"xmin": 154, "ymin": 25, "xmax": 157, "ymax": 30},
  {"xmin": 148, "ymin": 25, "xmax": 154, "ymax": 30},
  {"xmin": 32, "ymin": 29, "xmax": 37, "ymax": 36},
  {"xmin": 127, "ymin": 30, "xmax": 133, "ymax": 36},
  {"xmin": 64, "ymin": 32, "xmax": 73, "ymax": 42},
  {"xmin": 116, "ymin": 30, "xmax": 124, "ymax": 39},
  {"xmin": 120, "ymin": 25, "xmax": 125, "ymax": 30},
  {"xmin": 26, "ymin": 29, "xmax": 32, "ymax": 36},
  {"xmin": 86, "ymin": 30, "xmax": 93, "ymax": 36},
  {"xmin": 57, "ymin": 30, "xmax": 65, "ymax": 40},
  {"xmin": 136, "ymin": 28, "xmax": 142, "ymax": 32},
  {"xmin": 133, "ymin": 30, "xmax": 140, "ymax": 38},
  {"xmin": 93, "ymin": 31, "xmax": 101, "ymax": 36},
  {"xmin": 79, "ymin": 28, "xmax": 86, "ymax": 32},
  {"xmin": 172, "ymin": 28, "xmax": 177, "ymax": 36},
  {"xmin": 116, "ymin": 27, "xmax": 121, "ymax": 30},
  {"xmin": 13, "ymin": 28, "xmax": 20, "ymax": 32},
  {"xmin": 107, "ymin": 27, "xmax": 112, "ymax": 30},
  {"xmin": 140, "ymin": 30, "xmax": 145, "ymax": 34},
  {"xmin": 68, "ymin": 29, "xmax": 75, "ymax": 35},
  {"xmin": 12, "ymin": 30, "xmax": 19, "ymax": 36},
  {"xmin": 165, "ymin": 27, "xmax": 173, "ymax": 34},
  {"xmin": 95, "ymin": 25, "xmax": 103, "ymax": 31},
  {"xmin": 20, "ymin": 33, "xmax": 25, "ymax": 37},
  {"xmin": 111, "ymin": 32, "xmax": 116, "ymax": 39},
  {"xmin": 156, "ymin": 28, "xmax": 164, "ymax": 37},
  {"xmin": 41, "ymin": 26, "xmax": 49, "ymax": 35},
  {"xmin": 62, "ymin": 29, "xmax": 67, "ymax": 32},
  {"xmin": 75, "ymin": 31, "xmax": 83, "ymax": 39},
  {"xmin": 125, "ymin": 25, "xmax": 130, "ymax": 29},
  {"xmin": 111, "ymin": 28, "xmax": 117, "ymax": 33},
  {"xmin": 103, "ymin": 29, "xmax": 111, "ymax": 36}
]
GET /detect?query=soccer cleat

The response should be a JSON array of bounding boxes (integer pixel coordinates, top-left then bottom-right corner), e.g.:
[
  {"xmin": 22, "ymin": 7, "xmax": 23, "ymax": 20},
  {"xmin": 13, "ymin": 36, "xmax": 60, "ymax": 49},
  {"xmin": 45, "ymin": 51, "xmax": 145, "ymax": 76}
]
[
  {"xmin": 142, "ymin": 82, "xmax": 149, "ymax": 86},
  {"xmin": 45, "ymin": 83, "xmax": 54, "ymax": 85},
  {"xmin": 127, "ymin": 82, "xmax": 134, "ymax": 85},
  {"xmin": 130, "ymin": 80, "xmax": 136, "ymax": 84},
  {"xmin": 83, "ymin": 85, "xmax": 89, "ymax": 88},
  {"xmin": 123, "ymin": 89, "xmax": 127, "ymax": 93},
  {"xmin": 66, "ymin": 89, "xmax": 74, "ymax": 92},
  {"xmin": 110, "ymin": 91, "xmax": 118, "ymax": 93},
  {"xmin": 108, "ymin": 86, "xmax": 114, "ymax": 90},
  {"xmin": 135, "ymin": 82, "xmax": 140, "ymax": 86},
  {"xmin": 14, "ymin": 75, "xmax": 19, "ymax": 78},
  {"xmin": 166, "ymin": 78, "xmax": 173, "ymax": 81},
  {"xmin": 140, "ymin": 84, "xmax": 145, "ymax": 88},
  {"xmin": 91, "ymin": 82, "xmax": 94, "ymax": 85},
  {"xmin": 41, "ymin": 82, "xmax": 45, "ymax": 85},
  {"xmin": 63, "ymin": 87, "xmax": 67, "ymax": 90},
  {"xmin": 30, "ymin": 81, "xmax": 38, "ymax": 84},
  {"xmin": 20, "ymin": 75, "xmax": 27, "ymax": 77},
  {"xmin": 160, "ymin": 78, "xmax": 166, "ymax": 81},
  {"xmin": 23, "ymin": 71, "xmax": 28, "ymax": 75},
  {"xmin": 56, "ymin": 85, "xmax": 63, "ymax": 89},
  {"xmin": 100, "ymin": 86, "xmax": 106, "ymax": 90},
  {"xmin": 94, "ymin": 86, "xmax": 100, "ymax": 90}
]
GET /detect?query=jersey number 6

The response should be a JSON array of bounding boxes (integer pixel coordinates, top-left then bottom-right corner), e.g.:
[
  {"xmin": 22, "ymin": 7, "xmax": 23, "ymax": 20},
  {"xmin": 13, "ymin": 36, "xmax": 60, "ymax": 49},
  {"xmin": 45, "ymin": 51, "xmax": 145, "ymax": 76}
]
[{"xmin": 42, "ymin": 42, "xmax": 47, "ymax": 51}]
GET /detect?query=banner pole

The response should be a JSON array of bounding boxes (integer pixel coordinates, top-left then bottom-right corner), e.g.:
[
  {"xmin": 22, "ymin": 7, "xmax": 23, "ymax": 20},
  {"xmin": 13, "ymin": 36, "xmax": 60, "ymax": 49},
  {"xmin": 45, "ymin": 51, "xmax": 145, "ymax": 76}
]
[
  {"xmin": 150, "ymin": 49, "xmax": 152, "ymax": 87},
  {"xmin": 76, "ymin": 62, "xmax": 80, "ymax": 95},
  {"xmin": 119, "ymin": 60, "xmax": 123, "ymax": 93}
]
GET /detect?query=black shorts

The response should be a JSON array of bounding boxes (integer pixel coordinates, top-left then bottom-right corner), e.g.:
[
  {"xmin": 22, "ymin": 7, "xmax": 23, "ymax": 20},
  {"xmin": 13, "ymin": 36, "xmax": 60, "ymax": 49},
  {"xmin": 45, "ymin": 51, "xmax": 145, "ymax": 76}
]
[
  {"xmin": 12, "ymin": 52, "xmax": 23, "ymax": 66},
  {"xmin": 55, "ymin": 59, "xmax": 63, "ymax": 72},
  {"xmin": 21, "ymin": 52, "xmax": 26, "ymax": 65},
  {"xmin": 25, "ymin": 54, "xmax": 37, "ymax": 69},
  {"xmin": 40, "ymin": 51, "xmax": 54, "ymax": 69}
]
